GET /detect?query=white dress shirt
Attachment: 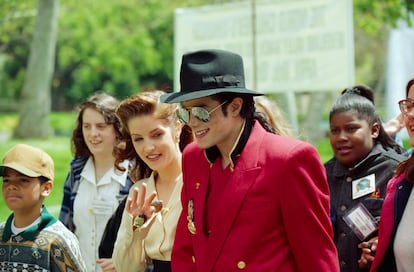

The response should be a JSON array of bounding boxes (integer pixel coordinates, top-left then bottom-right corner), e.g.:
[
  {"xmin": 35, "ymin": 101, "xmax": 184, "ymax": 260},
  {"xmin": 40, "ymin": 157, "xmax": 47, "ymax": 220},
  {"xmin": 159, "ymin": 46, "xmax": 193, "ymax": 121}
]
[{"xmin": 74, "ymin": 157, "xmax": 128, "ymax": 272}]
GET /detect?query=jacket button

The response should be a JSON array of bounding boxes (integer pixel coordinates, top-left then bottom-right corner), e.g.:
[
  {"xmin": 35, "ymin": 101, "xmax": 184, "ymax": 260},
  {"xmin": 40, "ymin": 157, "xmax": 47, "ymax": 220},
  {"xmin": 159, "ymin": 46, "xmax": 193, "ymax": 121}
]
[{"xmin": 237, "ymin": 261, "xmax": 246, "ymax": 269}]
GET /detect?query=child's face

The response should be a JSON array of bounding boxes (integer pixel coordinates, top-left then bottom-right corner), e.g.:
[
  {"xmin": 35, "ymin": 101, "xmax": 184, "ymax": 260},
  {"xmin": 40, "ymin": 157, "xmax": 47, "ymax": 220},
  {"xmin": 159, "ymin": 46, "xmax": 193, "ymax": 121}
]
[
  {"xmin": 2, "ymin": 168, "xmax": 52, "ymax": 214},
  {"xmin": 329, "ymin": 110, "xmax": 379, "ymax": 168}
]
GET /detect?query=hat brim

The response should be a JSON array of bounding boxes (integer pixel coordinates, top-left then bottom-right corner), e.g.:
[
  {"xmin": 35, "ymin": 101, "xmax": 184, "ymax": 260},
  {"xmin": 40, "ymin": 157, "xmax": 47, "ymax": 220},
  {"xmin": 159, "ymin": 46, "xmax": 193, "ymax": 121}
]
[
  {"xmin": 0, "ymin": 163, "xmax": 42, "ymax": 178},
  {"xmin": 160, "ymin": 87, "xmax": 263, "ymax": 103}
]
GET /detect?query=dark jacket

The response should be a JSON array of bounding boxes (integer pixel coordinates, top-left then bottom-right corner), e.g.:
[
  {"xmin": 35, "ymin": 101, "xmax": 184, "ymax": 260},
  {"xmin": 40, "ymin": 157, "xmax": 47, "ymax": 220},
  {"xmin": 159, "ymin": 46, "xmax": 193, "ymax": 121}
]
[
  {"xmin": 325, "ymin": 143, "xmax": 405, "ymax": 272},
  {"xmin": 99, "ymin": 196, "xmax": 127, "ymax": 258},
  {"xmin": 371, "ymin": 175, "xmax": 413, "ymax": 272}
]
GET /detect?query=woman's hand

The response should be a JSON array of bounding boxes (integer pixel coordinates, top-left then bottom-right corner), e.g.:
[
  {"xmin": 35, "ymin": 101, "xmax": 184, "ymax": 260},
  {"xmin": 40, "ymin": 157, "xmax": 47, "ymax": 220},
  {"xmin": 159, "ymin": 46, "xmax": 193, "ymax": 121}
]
[
  {"xmin": 126, "ymin": 183, "xmax": 157, "ymax": 228},
  {"xmin": 358, "ymin": 237, "xmax": 378, "ymax": 268},
  {"xmin": 96, "ymin": 258, "xmax": 116, "ymax": 272},
  {"xmin": 384, "ymin": 114, "xmax": 404, "ymax": 136}
]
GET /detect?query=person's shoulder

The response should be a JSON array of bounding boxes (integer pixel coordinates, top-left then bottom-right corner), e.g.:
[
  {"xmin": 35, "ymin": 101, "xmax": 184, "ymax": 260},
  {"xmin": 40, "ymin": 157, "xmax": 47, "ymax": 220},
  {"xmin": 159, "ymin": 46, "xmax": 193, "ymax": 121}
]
[
  {"xmin": 134, "ymin": 174, "xmax": 154, "ymax": 187},
  {"xmin": 262, "ymin": 132, "xmax": 315, "ymax": 151},
  {"xmin": 45, "ymin": 220, "xmax": 72, "ymax": 234},
  {"xmin": 0, "ymin": 221, "xmax": 5, "ymax": 234},
  {"xmin": 182, "ymin": 141, "xmax": 203, "ymax": 155},
  {"xmin": 324, "ymin": 157, "xmax": 336, "ymax": 168},
  {"xmin": 42, "ymin": 220, "xmax": 85, "ymax": 268},
  {"xmin": 404, "ymin": 148, "xmax": 413, "ymax": 158},
  {"xmin": 386, "ymin": 173, "xmax": 407, "ymax": 192},
  {"xmin": 44, "ymin": 220, "xmax": 79, "ymax": 245},
  {"xmin": 376, "ymin": 146, "xmax": 406, "ymax": 163},
  {"xmin": 70, "ymin": 156, "xmax": 88, "ymax": 167},
  {"xmin": 255, "ymin": 134, "xmax": 320, "ymax": 166}
]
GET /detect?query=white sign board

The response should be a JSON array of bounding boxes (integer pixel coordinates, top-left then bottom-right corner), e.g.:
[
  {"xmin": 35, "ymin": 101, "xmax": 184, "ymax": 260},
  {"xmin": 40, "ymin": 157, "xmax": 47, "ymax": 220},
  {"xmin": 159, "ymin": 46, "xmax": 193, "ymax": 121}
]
[{"xmin": 174, "ymin": 0, "xmax": 354, "ymax": 93}]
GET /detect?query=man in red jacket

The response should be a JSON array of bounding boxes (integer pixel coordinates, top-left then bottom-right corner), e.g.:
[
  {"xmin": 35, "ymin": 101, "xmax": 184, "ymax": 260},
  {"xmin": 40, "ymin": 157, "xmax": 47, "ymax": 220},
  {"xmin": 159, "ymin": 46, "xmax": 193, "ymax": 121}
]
[{"xmin": 161, "ymin": 49, "xmax": 339, "ymax": 272}]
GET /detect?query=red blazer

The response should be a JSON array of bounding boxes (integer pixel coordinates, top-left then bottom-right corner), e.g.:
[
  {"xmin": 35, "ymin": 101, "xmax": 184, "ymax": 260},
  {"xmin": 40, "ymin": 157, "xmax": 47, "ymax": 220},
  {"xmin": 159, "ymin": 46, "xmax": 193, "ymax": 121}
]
[
  {"xmin": 371, "ymin": 174, "xmax": 413, "ymax": 271},
  {"xmin": 172, "ymin": 123, "xmax": 339, "ymax": 272}
]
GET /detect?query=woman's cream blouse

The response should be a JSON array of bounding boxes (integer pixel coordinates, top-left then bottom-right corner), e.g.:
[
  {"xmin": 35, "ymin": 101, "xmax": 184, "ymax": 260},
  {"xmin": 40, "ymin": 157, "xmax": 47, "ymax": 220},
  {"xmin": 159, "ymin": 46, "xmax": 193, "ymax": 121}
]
[{"xmin": 112, "ymin": 172, "xmax": 183, "ymax": 272}]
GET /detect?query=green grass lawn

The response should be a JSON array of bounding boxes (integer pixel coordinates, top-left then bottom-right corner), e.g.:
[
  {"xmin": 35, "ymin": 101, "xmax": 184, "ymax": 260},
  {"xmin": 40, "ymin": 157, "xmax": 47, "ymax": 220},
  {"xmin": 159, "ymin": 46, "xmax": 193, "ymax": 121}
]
[{"xmin": 0, "ymin": 112, "xmax": 335, "ymax": 222}]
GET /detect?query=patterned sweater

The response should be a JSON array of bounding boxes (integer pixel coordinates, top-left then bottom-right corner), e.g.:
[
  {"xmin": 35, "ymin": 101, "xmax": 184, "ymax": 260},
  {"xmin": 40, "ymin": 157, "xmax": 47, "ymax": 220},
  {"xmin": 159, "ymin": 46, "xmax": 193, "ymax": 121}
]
[{"xmin": 0, "ymin": 206, "xmax": 86, "ymax": 271}]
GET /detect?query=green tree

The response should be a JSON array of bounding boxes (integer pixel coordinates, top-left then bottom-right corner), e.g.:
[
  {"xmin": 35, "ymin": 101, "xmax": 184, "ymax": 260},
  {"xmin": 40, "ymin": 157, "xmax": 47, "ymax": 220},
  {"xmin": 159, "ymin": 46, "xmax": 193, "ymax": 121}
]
[
  {"xmin": 0, "ymin": 1, "xmax": 36, "ymax": 110},
  {"xmin": 353, "ymin": 1, "xmax": 414, "ymax": 96},
  {"xmin": 52, "ymin": 0, "xmax": 208, "ymax": 109},
  {"xmin": 13, "ymin": 0, "xmax": 59, "ymax": 138},
  {"xmin": 1, "ymin": 0, "xmax": 414, "ymax": 114}
]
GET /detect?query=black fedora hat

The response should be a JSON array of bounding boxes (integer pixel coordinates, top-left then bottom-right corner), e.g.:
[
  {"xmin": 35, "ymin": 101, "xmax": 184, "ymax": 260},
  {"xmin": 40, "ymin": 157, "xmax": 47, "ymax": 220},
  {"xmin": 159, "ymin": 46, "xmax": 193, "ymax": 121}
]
[{"xmin": 160, "ymin": 49, "xmax": 263, "ymax": 103}]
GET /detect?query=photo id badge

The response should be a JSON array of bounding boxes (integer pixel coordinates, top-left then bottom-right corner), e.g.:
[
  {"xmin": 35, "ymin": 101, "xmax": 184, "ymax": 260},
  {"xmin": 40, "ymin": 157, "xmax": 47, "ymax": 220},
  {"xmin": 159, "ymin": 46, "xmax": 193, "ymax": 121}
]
[
  {"xmin": 89, "ymin": 199, "xmax": 115, "ymax": 215},
  {"xmin": 343, "ymin": 203, "xmax": 378, "ymax": 241},
  {"xmin": 352, "ymin": 173, "xmax": 375, "ymax": 200}
]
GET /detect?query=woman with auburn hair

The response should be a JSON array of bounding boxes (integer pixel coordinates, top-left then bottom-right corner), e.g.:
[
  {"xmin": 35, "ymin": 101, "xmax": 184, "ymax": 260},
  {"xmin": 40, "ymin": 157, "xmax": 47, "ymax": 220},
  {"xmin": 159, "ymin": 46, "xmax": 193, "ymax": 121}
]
[{"xmin": 112, "ymin": 90, "xmax": 192, "ymax": 272}]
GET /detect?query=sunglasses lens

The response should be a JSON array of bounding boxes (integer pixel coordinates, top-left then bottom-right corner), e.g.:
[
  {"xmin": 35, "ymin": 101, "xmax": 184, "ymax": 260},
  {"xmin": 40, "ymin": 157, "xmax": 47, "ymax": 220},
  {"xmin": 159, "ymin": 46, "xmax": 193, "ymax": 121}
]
[
  {"xmin": 176, "ymin": 108, "xmax": 190, "ymax": 124},
  {"xmin": 192, "ymin": 107, "xmax": 210, "ymax": 122}
]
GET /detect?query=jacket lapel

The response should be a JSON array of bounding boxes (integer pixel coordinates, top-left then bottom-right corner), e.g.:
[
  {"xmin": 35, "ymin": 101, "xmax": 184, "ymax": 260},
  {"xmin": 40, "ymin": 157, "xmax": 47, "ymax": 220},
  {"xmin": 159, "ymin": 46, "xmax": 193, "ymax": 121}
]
[
  {"xmin": 393, "ymin": 178, "xmax": 413, "ymax": 232},
  {"xmin": 204, "ymin": 125, "xmax": 264, "ymax": 271}
]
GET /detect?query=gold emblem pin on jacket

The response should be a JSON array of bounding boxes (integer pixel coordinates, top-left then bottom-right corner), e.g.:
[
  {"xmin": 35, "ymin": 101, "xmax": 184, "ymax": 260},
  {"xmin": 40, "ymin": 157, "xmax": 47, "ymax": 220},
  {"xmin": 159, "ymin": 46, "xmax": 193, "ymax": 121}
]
[{"xmin": 187, "ymin": 199, "xmax": 196, "ymax": 234}]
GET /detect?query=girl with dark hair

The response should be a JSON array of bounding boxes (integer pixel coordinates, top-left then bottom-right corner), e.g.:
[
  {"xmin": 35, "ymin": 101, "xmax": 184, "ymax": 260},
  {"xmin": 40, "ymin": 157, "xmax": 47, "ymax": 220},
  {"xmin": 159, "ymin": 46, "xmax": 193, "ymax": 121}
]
[
  {"xmin": 345, "ymin": 84, "xmax": 406, "ymax": 147},
  {"xmin": 112, "ymin": 90, "xmax": 192, "ymax": 272},
  {"xmin": 59, "ymin": 92, "xmax": 132, "ymax": 272},
  {"xmin": 325, "ymin": 86, "xmax": 405, "ymax": 272}
]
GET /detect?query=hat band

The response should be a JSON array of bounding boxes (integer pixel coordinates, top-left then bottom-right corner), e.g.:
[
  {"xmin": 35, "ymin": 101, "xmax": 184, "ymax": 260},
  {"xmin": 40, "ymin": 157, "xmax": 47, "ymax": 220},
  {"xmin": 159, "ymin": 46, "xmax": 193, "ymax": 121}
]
[{"xmin": 201, "ymin": 75, "xmax": 242, "ymax": 89}]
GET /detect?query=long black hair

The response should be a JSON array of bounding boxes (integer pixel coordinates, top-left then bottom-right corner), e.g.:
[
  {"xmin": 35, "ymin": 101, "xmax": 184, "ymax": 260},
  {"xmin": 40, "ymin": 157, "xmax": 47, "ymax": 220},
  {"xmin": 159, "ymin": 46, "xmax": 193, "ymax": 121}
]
[{"xmin": 210, "ymin": 93, "xmax": 276, "ymax": 134}]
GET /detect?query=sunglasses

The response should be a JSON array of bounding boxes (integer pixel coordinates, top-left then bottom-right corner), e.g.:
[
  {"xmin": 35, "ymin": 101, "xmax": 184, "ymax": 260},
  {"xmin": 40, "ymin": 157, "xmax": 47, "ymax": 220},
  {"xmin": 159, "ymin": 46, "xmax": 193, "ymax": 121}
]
[
  {"xmin": 176, "ymin": 101, "xmax": 228, "ymax": 124},
  {"xmin": 398, "ymin": 98, "xmax": 414, "ymax": 114}
]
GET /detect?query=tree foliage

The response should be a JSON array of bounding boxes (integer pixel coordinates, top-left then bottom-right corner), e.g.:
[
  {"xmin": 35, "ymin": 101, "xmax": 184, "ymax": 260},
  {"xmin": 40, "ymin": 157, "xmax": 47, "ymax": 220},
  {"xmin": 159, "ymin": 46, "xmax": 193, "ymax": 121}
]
[
  {"xmin": 54, "ymin": 0, "xmax": 175, "ymax": 108},
  {"xmin": 0, "ymin": 0, "xmax": 413, "ymax": 111},
  {"xmin": 355, "ymin": 0, "xmax": 414, "ymax": 35},
  {"xmin": 1, "ymin": 0, "xmax": 207, "ymax": 110},
  {"xmin": 352, "ymin": 1, "xmax": 414, "ymax": 92},
  {"xmin": 0, "ymin": 0, "xmax": 36, "ymax": 109}
]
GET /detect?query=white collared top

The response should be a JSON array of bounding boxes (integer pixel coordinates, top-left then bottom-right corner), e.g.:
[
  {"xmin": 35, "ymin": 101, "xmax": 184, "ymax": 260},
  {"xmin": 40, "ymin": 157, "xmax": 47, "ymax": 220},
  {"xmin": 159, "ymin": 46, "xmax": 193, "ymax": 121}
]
[{"xmin": 73, "ymin": 157, "xmax": 128, "ymax": 272}]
